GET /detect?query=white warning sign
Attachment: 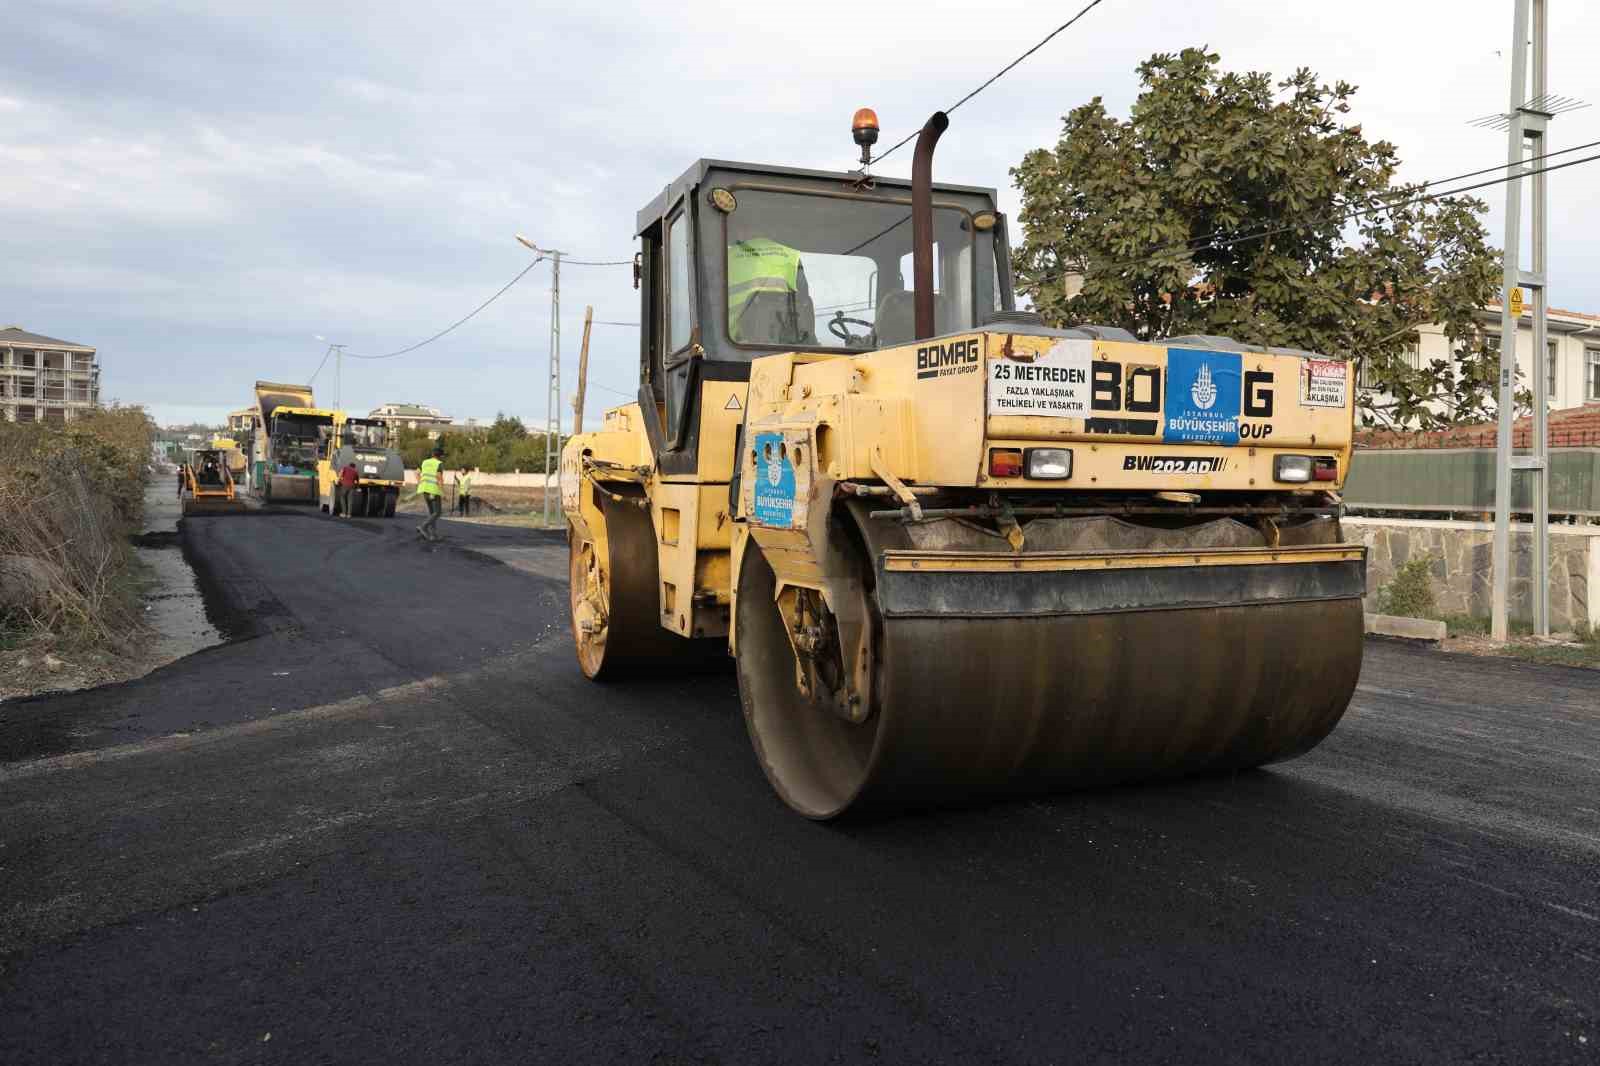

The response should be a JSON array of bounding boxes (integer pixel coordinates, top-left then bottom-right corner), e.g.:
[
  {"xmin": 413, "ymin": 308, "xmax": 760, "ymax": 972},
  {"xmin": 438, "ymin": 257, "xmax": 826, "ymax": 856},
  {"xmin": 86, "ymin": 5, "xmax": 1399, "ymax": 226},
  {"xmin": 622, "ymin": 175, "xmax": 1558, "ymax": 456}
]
[
  {"xmin": 1300, "ymin": 358, "xmax": 1348, "ymax": 409},
  {"xmin": 987, "ymin": 339, "xmax": 1092, "ymax": 418}
]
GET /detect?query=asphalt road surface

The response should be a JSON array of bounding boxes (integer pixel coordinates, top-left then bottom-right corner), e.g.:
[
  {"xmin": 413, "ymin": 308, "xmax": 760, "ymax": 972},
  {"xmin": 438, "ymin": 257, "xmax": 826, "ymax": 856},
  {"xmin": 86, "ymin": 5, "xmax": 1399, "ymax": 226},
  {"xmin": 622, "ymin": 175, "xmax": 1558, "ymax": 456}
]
[{"xmin": 2, "ymin": 508, "xmax": 1597, "ymax": 1064}]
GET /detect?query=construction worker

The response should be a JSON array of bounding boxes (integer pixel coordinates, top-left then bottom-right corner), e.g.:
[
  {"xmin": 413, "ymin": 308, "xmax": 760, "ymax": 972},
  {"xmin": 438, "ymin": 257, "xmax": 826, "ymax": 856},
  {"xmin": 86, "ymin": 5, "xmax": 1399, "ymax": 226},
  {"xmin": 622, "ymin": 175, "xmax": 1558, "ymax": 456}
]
[
  {"xmin": 415, "ymin": 445, "xmax": 445, "ymax": 542},
  {"xmin": 727, "ymin": 237, "xmax": 816, "ymax": 344},
  {"xmin": 336, "ymin": 460, "xmax": 359, "ymax": 517},
  {"xmin": 456, "ymin": 467, "xmax": 474, "ymax": 516}
]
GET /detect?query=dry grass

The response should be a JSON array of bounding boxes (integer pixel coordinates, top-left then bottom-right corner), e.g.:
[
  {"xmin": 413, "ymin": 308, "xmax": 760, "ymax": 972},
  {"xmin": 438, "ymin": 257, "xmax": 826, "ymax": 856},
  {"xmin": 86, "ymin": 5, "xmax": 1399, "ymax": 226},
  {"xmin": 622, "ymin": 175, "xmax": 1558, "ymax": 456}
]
[{"xmin": 0, "ymin": 408, "xmax": 154, "ymax": 652}]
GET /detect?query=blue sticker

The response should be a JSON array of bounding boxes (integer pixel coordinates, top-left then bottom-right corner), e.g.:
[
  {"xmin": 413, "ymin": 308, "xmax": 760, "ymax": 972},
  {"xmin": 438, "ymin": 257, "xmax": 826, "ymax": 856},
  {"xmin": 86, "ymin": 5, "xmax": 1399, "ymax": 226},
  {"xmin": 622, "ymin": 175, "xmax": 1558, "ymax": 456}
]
[
  {"xmin": 750, "ymin": 432, "xmax": 797, "ymax": 527},
  {"xmin": 1163, "ymin": 348, "xmax": 1242, "ymax": 445}
]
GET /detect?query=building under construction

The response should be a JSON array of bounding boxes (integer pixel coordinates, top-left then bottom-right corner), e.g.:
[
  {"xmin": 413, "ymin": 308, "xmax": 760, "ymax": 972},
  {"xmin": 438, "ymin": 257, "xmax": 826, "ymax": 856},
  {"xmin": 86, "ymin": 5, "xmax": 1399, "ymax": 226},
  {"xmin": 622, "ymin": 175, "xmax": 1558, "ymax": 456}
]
[{"xmin": 0, "ymin": 326, "xmax": 100, "ymax": 424}]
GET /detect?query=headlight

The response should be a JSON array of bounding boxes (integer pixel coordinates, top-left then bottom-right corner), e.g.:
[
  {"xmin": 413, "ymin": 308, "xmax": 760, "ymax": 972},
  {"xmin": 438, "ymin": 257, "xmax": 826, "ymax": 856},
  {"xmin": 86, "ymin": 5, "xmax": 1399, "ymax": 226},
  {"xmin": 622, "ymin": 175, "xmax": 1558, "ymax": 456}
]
[
  {"xmin": 1274, "ymin": 455, "xmax": 1313, "ymax": 483},
  {"xmin": 1274, "ymin": 455, "xmax": 1337, "ymax": 483},
  {"xmin": 1024, "ymin": 448, "xmax": 1072, "ymax": 480}
]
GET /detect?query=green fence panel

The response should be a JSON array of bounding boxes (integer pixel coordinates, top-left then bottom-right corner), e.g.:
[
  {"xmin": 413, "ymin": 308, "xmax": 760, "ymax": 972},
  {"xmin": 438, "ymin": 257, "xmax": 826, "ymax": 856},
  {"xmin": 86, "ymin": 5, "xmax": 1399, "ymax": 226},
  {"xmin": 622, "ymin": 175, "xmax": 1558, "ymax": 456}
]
[{"xmin": 1345, "ymin": 448, "xmax": 1600, "ymax": 515}]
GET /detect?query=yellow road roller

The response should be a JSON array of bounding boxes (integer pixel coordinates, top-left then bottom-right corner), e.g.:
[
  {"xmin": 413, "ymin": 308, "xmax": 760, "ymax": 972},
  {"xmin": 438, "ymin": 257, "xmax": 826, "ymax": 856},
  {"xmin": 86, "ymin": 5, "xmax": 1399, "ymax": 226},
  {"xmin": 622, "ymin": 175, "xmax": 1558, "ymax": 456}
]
[{"xmin": 560, "ymin": 112, "xmax": 1366, "ymax": 818}]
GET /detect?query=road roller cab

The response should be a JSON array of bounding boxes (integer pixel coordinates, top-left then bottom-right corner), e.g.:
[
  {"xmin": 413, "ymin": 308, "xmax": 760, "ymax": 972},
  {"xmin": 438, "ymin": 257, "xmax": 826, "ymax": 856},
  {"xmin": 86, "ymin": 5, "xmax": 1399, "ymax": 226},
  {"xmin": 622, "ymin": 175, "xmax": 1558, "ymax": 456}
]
[{"xmin": 561, "ymin": 121, "xmax": 1366, "ymax": 819}]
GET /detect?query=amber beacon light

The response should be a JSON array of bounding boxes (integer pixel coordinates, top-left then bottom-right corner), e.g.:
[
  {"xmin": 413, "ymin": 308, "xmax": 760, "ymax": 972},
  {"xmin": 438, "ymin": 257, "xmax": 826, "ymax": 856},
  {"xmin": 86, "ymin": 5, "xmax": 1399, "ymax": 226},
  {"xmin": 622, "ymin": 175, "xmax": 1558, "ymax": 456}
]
[{"xmin": 852, "ymin": 107, "xmax": 880, "ymax": 166}]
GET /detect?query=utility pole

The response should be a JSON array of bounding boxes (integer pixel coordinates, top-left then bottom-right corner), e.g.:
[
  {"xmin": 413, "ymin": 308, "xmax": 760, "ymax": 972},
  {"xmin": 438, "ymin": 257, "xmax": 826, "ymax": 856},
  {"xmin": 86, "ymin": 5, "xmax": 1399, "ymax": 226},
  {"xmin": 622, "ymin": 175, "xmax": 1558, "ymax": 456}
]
[
  {"xmin": 573, "ymin": 306, "xmax": 593, "ymax": 435},
  {"xmin": 546, "ymin": 250, "xmax": 561, "ymax": 528},
  {"xmin": 332, "ymin": 344, "xmax": 346, "ymax": 411},
  {"xmin": 1489, "ymin": 0, "xmax": 1553, "ymax": 640},
  {"xmin": 515, "ymin": 234, "xmax": 564, "ymax": 527}
]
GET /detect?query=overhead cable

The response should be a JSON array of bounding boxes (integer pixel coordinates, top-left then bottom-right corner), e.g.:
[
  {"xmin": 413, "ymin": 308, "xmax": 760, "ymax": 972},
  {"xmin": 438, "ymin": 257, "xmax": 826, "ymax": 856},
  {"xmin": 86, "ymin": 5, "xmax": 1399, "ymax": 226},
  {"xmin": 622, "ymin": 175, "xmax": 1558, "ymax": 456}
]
[
  {"xmin": 1026, "ymin": 146, "xmax": 1600, "ymax": 291},
  {"xmin": 307, "ymin": 343, "xmax": 335, "ymax": 385},
  {"xmin": 871, "ymin": 0, "xmax": 1110, "ymax": 166},
  {"xmin": 343, "ymin": 258, "xmax": 545, "ymax": 361}
]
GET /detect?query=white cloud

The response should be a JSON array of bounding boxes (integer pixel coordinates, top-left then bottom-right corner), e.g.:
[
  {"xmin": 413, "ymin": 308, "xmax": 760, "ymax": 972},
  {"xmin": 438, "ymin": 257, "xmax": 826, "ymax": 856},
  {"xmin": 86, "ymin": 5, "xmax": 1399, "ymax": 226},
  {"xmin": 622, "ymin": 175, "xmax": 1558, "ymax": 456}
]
[{"xmin": 1, "ymin": 0, "xmax": 1596, "ymax": 428}]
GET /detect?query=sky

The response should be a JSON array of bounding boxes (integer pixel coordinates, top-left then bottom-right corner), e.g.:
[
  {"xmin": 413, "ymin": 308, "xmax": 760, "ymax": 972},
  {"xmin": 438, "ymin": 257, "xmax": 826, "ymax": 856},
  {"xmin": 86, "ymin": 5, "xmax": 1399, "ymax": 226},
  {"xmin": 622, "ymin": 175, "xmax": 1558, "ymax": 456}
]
[{"xmin": 4, "ymin": 0, "xmax": 1597, "ymax": 429}]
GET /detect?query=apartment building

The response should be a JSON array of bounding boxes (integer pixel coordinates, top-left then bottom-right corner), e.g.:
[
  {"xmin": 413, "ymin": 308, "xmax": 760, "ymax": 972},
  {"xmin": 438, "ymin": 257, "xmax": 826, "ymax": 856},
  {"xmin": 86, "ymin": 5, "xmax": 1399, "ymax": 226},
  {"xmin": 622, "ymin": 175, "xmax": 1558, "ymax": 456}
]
[
  {"xmin": 369, "ymin": 402, "xmax": 452, "ymax": 431},
  {"xmin": 0, "ymin": 326, "xmax": 100, "ymax": 423}
]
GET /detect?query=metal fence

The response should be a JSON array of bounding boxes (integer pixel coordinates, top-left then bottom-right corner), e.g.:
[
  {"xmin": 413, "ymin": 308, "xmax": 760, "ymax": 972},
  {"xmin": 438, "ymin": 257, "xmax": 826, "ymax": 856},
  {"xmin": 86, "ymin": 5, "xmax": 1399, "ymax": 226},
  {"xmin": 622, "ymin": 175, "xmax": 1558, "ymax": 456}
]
[{"xmin": 1345, "ymin": 446, "xmax": 1600, "ymax": 516}]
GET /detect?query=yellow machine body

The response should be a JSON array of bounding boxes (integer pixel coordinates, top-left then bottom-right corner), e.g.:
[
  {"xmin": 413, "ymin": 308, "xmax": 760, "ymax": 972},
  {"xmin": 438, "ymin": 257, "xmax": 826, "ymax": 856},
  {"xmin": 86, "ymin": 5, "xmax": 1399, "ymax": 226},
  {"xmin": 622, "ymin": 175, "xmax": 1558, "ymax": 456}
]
[
  {"xmin": 559, "ymin": 155, "xmax": 1366, "ymax": 818},
  {"xmin": 316, "ymin": 413, "xmax": 405, "ymax": 518},
  {"xmin": 181, "ymin": 448, "xmax": 246, "ymax": 516},
  {"xmin": 259, "ymin": 404, "xmax": 333, "ymax": 504}
]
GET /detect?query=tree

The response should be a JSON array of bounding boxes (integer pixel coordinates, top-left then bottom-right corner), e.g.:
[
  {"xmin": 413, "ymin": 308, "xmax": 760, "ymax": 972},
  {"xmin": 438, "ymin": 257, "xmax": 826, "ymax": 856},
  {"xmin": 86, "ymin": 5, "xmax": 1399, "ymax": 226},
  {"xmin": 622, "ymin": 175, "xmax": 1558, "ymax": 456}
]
[{"xmin": 1010, "ymin": 48, "xmax": 1511, "ymax": 430}]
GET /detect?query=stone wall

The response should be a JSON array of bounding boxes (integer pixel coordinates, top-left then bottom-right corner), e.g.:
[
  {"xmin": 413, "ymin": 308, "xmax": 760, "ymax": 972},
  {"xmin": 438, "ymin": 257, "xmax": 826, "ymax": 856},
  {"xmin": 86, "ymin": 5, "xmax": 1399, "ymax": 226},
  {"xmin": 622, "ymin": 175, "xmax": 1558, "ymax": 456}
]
[{"xmin": 1344, "ymin": 517, "xmax": 1600, "ymax": 631}]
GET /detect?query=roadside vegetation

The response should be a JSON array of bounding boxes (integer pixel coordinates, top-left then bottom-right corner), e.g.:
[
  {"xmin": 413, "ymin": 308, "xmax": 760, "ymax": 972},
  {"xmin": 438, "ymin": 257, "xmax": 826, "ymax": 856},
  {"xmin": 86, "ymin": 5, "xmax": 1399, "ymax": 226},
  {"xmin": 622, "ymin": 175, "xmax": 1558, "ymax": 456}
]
[
  {"xmin": 395, "ymin": 413, "xmax": 560, "ymax": 473},
  {"xmin": 1013, "ymin": 47, "xmax": 1508, "ymax": 431},
  {"xmin": 1374, "ymin": 556, "xmax": 1600, "ymax": 669},
  {"xmin": 0, "ymin": 407, "xmax": 156, "ymax": 694}
]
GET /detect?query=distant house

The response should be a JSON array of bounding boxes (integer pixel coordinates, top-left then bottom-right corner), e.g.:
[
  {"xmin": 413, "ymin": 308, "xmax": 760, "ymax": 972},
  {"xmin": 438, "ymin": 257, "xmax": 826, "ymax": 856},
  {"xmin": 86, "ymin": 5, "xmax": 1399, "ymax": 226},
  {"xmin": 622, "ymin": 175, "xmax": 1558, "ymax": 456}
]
[
  {"xmin": 369, "ymin": 402, "xmax": 452, "ymax": 432},
  {"xmin": 226, "ymin": 407, "xmax": 256, "ymax": 437},
  {"xmin": 1358, "ymin": 304, "xmax": 1600, "ymax": 425},
  {"xmin": 0, "ymin": 326, "xmax": 100, "ymax": 424}
]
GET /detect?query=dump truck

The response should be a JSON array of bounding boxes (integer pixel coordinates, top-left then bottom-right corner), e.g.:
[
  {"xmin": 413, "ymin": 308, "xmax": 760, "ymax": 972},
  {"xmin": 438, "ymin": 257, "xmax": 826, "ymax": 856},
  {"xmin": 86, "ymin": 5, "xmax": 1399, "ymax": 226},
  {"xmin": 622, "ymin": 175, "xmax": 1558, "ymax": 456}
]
[
  {"xmin": 317, "ymin": 412, "xmax": 405, "ymax": 517},
  {"xmin": 251, "ymin": 381, "xmax": 332, "ymax": 504},
  {"xmin": 559, "ymin": 112, "xmax": 1366, "ymax": 819},
  {"xmin": 181, "ymin": 447, "xmax": 245, "ymax": 515}
]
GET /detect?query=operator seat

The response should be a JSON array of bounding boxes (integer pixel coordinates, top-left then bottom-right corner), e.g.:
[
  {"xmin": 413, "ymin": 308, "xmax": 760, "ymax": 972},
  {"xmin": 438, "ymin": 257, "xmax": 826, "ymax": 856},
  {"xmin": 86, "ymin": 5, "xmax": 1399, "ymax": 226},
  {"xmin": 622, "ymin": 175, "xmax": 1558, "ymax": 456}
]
[{"xmin": 875, "ymin": 288, "xmax": 915, "ymax": 348}]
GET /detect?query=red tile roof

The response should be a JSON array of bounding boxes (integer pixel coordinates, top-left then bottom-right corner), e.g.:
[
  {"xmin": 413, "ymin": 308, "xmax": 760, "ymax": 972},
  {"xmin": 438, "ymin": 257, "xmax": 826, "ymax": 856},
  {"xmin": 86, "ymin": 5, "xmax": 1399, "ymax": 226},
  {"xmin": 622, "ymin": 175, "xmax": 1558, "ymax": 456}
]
[{"xmin": 1357, "ymin": 403, "xmax": 1600, "ymax": 449}]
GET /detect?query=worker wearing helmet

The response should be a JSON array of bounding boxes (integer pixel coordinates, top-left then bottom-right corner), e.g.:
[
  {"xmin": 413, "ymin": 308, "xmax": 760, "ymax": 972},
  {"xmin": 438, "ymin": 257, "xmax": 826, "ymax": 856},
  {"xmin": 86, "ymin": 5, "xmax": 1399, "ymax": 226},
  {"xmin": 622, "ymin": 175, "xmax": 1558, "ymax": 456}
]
[
  {"xmin": 415, "ymin": 445, "xmax": 445, "ymax": 542},
  {"xmin": 727, "ymin": 237, "xmax": 816, "ymax": 345}
]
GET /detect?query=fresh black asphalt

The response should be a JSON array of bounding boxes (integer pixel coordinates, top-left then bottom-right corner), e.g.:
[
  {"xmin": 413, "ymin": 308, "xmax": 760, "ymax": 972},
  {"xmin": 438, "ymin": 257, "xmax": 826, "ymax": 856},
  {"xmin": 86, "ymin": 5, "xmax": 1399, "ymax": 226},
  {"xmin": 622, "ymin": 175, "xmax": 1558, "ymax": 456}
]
[{"xmin": 1, "ymin": 508, "xmax": 1597, "ymax": 1063}]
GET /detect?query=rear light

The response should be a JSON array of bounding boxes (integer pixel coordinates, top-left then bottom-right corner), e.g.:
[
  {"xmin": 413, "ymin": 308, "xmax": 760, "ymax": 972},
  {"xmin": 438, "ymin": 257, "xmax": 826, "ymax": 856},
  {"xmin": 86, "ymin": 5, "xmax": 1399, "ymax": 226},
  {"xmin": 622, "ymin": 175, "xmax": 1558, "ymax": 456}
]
[
  {"xmin": 1274, "ymin": 455, "xmax": 1338, "ymax": 483},
  {"xmin": 988, "ymin": 448, "xmax": 1023, "ymax": 478},
  {"xmin": 1024, "ymin": 448, "xmax": 1072, "ymax": 480}
]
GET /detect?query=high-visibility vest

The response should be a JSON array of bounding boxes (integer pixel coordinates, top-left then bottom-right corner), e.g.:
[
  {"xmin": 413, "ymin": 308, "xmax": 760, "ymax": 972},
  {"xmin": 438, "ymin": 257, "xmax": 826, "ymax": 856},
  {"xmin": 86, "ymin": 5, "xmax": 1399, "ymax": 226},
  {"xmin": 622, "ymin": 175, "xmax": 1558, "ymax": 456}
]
[
  {"xmin": 459, "ymin": 471, "xmax": 472, "ymax": 495},
  {"xmin": 419, "ymin": 457, "xmax": 442, "ymax": 496},
  {"xmin": 728, "ymin": 238, "xmax": 801, "ymax": 340}
]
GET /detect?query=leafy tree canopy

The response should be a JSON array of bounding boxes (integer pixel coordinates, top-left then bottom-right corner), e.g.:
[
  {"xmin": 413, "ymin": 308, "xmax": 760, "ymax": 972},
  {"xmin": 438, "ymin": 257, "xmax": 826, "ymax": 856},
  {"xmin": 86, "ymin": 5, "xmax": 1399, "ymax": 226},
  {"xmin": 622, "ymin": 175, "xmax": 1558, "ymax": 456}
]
[{"xmin": 1011, "ymin": 48, "xmax": 1511, "ymax": 429}]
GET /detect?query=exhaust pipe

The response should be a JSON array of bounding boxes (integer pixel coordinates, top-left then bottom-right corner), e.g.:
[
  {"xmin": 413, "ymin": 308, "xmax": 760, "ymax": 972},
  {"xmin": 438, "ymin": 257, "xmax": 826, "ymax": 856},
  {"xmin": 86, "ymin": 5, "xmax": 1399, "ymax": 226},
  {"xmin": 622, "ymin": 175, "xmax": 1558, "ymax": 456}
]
[{"xmin": 911, "ymin": 111, "xmax": 949, "ymax": 341}]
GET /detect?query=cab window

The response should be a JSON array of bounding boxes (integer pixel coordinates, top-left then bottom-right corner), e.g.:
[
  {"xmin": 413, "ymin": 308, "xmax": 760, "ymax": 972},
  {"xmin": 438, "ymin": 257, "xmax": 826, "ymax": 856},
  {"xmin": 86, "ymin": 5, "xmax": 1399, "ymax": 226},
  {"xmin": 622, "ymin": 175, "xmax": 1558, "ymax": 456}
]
[{"xmin": 667, "ymin": 210, "xmax": 691, "ymax": 353}]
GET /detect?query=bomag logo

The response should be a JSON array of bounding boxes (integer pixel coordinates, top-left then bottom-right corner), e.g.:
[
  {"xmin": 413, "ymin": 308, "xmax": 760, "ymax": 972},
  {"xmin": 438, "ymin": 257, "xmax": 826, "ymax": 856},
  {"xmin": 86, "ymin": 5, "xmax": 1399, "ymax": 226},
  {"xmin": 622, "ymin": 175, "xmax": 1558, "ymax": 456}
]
[{"xmin": 915, "ymin": 338, "xmax": 980, "ymax": 380}]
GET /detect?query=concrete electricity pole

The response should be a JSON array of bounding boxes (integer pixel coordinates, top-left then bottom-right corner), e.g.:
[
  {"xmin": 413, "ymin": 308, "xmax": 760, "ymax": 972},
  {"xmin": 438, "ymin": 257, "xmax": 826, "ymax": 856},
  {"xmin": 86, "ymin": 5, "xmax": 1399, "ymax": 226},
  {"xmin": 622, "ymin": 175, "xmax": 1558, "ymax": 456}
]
[
  {"xmin": 1489, "ymin": 0, "xmax": 1554, "ymax": 640},
  {"xmin": 333, "ymin": 344, "xmax": 346, "ymax": 412},
  {"xmin": 515, "ymin": 234, "xmax": 564, "ymax": 528}
]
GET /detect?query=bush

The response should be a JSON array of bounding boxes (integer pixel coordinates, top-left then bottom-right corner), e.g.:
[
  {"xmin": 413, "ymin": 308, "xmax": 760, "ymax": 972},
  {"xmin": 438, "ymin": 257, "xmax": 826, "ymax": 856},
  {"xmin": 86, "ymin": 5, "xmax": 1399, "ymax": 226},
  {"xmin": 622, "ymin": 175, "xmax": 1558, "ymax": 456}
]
[
  {"xmin": 396, "ymin": 412, "xmax": 562, "ymax": 473},
  {"xmin": 1376, "ymin": 555, "xmax": 1438, "ymax": 619},
  {"xmin": 0, "ymin": 406, "xmax": 155, "ymax": 646}
]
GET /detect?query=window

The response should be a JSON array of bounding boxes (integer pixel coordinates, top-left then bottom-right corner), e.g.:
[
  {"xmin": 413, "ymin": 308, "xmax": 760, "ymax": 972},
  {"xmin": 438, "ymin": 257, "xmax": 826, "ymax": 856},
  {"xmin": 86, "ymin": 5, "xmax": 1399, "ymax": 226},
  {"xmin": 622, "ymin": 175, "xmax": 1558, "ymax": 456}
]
[
  {"xmin": 1358, "ymin": 341, "xmax": 1421, "ymax": 391},
  {"xmin": 666, "ymin": 210, "xmax": 691, "ymax": 354},
  {"xmin": 1547, "ymin": 339, "xmax": 1559, "ymax": 401},
  {"xmin": 1588, "ymin": 347, "xmax": 1600, "ymax": 401},
  {"xmin": 723, "ymin": 187, "xmax": 975, "ymax": 353},
  {"xmin": 1358, "ymin": 357, "xmax": 1378, "ymax": 390}
]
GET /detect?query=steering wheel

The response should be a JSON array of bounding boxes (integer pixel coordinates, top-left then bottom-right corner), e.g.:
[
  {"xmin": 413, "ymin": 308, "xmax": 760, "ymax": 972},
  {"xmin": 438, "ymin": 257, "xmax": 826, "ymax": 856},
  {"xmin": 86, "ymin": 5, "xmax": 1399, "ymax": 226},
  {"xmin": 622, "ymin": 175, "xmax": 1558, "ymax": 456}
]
[{"xmin": 827, "ymin": 312, "xmax": 875, "ymax": 347}]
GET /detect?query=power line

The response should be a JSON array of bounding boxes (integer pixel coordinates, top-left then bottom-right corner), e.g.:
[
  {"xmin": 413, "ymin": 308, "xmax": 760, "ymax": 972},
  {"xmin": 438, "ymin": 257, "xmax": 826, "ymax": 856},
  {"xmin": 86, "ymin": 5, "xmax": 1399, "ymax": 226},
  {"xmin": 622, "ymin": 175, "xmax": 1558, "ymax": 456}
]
[
  {"xmin": 593, "ymin": 320, "xmax": 640, "ymax": 327},
  {"xmin": 335, "ymin": 251, "xmax": 634, "ymax": 363},
  {"xmin": 343, "ymin": 258, "xmax": 545, "ymax": 361},
  {"xmin": 1023, "ymin": 146, "xmax": 1600, "ymax": 293},
  {"xmin": 872, "ymin": 0, "xmax": 1110, "ymax": 166},
  {"xmin": 307, "ymin": 343, "xmax": 335, "ymax": 385},
  {"xmin": 1133, "ymin": 136, "xmax": 1600, "ymax": 269}
]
